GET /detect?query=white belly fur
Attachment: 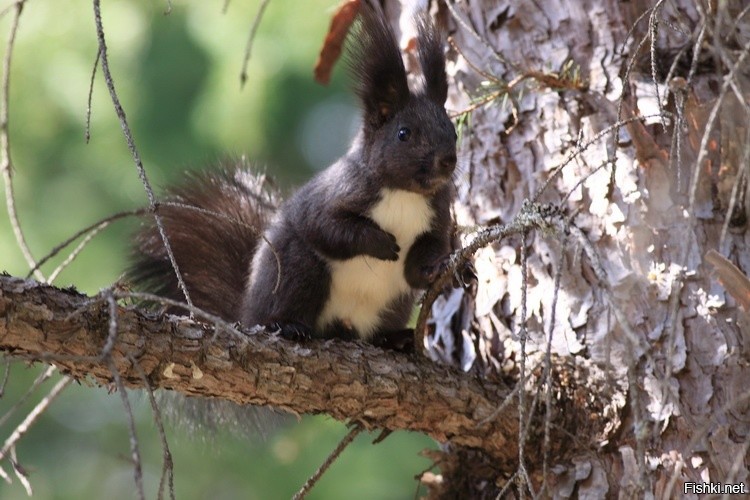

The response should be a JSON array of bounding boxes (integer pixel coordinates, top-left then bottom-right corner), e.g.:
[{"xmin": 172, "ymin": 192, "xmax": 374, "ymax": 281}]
[{"xmin": 317, "ymin": 189, "xmax": 434, "ymax": 339}]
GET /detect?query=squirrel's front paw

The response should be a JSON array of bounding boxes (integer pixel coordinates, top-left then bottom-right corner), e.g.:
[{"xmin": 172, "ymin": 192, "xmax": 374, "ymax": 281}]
[
  {"xmin": 371, "ymin": 328, "xmax": 414, "ymax": 352},
  {"xmin": 422, "ymin": 257, "xmax": 477, "ymax": 289},
  {"xmin": 268, "ymin": 321, "xmax": 312, "ymax": 342},
  {"xmin": 369, "ymin": 230, "xmax": 400, "ymax": 261}
]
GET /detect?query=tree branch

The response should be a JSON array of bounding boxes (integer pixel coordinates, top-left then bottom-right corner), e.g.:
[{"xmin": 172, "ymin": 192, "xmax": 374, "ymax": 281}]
[{"xmin": 0, "ymin": 274, "xmax": 614, "ymax": 463}]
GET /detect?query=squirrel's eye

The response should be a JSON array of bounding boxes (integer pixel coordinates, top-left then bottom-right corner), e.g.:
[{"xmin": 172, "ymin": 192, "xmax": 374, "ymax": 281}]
[{"xmin": 397, "ymin": 127, "xmax": 411, "ymax": 142}]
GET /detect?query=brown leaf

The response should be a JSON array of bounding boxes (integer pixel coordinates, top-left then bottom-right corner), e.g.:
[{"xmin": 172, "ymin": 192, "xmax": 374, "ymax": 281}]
[{"xmin": 314, "ymin": 0, "xmax": 360, "ymax": 85}]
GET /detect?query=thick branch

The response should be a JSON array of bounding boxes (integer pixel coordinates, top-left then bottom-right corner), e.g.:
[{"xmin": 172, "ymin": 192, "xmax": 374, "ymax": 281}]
[{"xmin": 0, "ymin": 274, "xmax": 612, "ymax": 462}]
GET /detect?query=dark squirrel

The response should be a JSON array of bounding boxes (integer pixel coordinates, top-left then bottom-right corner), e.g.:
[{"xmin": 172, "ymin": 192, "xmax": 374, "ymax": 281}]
[{"xmin": 129, "ymin": 10, "xmax": 457, "ymax": 349}]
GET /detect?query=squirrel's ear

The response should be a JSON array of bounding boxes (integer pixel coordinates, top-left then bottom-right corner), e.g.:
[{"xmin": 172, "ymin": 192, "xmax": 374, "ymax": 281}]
[
  {"xmin": 416, "ymin": 15, "xmax": 448, "ymax": 105},
  {"xmin": 349, "ymin": 9, "xmax": 409, "ymax": 128}
]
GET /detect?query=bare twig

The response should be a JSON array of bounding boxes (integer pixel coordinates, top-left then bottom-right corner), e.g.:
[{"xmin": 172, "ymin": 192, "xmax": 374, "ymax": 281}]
[
  {"xmin": 495, "ymin": 471, "xmax": 519, "ymax": 500},
  {"xmin": 517, "ymin": 230, "xmax": 530, "ymax": 499},
  {"xmin": 0, "ymin": 0, "xmax": 45, "ymax": 282},
  {"xmin": 109, "ymin": 360, "xmax": 145, "ymax": 500},
  {"xmin": 0, "ymin": 375, "xmax": 72, "ymax": 463},
  {"xmin": 131, "ymin": 356, "xmax": 175, "ymax": 500},
  {"xmin": 648, "ymin": 0, "xmax": 668, "ymax": 130},
  {"xmin": 539, "ymin": 113, "xmax": 669, "ymax": 204},
  {"xmin": 104, "ymin": 293, "xmax": 145, "ymax": 500},
  {"xmin": 9, "ymin": 446, "xmax": 31, "ymax": 495},
  {"xmin": 26, "ymin": 208, "xmax": 147, "ymax": 279},
  {"xmin": 0, "ymin": 357, "xmax": 9, "ymax": 397},
  {"xmin": 719, "ymin": 126, "xmax": 750, "ymax": 251},
  {"xmin": 239, "ymin": 0, "xmax": 271, "ymax": 88},
  {"xmin": 0, "ymin": 365, "xmax": 56, "ymax": 428},
  {"xmin": 540, "ymin": 233, "xmax": 567, "ymax": 497},
  {"xmin": 91, "ymin": 0, "xmax": 194, "ymax": 312},
  {"xmin": 415, "ymin": 213, "xmax": 529, "ymax": 351},
  {"xmin": 119, "ymin": 290, "xmax": 247, "ymax": 340},
  {"xmin": 444, "ymin": 0, "xmax": 514, "ymax": 70},
  {"xmin": 292, "ymin": 424, "xmax": 363, "ymax": 500},
  {"xmin": 84, "ymin": 48, "xmax": 100, "ymax": 144},
  {"xmin": 48, "ymin": 220, "xmax": 109, "ymax": 283},
  {"xmin": 688, "ymin": 35, "xmax": 750, "ymax": 214}
]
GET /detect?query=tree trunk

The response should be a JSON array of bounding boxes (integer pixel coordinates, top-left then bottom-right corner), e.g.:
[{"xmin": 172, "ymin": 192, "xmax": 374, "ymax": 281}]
[{"xmin": 422, "ymin": 0, "xmax": 750, "ymax": 497}]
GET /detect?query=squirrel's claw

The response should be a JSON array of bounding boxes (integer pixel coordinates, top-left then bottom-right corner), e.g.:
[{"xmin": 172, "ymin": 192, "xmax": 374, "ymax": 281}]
[
  {"xmin": 422, "ymin": 257, "xmax": 477, "ymax": 289},
  {"xmin": 371, "ymin": 328, "xmax": 414, "ymax": 352},
  {"xmin": 268, "ymin": 321, "xmax": 313, "ymax": 342}
]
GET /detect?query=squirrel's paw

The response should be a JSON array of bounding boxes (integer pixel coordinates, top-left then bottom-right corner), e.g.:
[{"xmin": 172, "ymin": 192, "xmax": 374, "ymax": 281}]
[
  {"xmin": 422, "ymin": 257, "xmax": 477, "ymax": 289},
  {"xmin": 268, "ymin": 321, "xmax": 312, "ymax": 342},
  {"xmin": 369, "ymin": 230, "xmax": 400, "ymax": 261},
  {"xmin": 454, "ymin": 259, "xmax": 478, "ymax": 289},
  {"xmin": 371, "ymin": 328, "xmax": 414, "ymax": 352}
]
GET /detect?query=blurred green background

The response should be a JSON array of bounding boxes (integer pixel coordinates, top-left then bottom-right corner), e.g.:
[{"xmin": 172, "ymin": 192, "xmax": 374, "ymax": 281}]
[{"xmin": 0, "ymin": 1, "xmax": 437, "ymax": 498}]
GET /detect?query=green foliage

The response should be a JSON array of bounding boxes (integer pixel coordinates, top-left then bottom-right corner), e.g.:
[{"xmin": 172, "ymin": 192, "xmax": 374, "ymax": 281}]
[{"xmin": 0, "ymin": 1, "xmax": 436, "ymax": 498}]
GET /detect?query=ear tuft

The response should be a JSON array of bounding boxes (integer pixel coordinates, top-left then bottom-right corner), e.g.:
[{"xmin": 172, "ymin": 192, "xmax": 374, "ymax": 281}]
[
  {"xmin": 416, "ymin": 14, "xmax": 448, "ymax": 105},
  {"xmin": 347, "ymin": 8, "xmax": 409, "ymax": 128}
]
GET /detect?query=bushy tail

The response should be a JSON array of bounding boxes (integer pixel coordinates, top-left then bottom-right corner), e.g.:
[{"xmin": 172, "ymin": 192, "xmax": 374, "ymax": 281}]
[{"xmin": 129, "ymin": 159, "xmax": 279, "ymax": 321}]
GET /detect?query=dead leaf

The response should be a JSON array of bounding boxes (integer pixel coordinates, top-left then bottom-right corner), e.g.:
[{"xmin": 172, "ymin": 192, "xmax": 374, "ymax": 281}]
[{"xmin": 314, "ymin": 0, "xmax": 360, "ymax": 85}]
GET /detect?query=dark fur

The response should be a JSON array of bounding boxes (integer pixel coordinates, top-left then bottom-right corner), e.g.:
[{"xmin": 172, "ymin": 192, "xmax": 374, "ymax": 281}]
[
  {"xmin": 130, "ymin": 10, "xmax": 456, "ymax": 345},
  {"xmin": 129, "ymin": 160, "xmax": 279, "ymax": 321}
]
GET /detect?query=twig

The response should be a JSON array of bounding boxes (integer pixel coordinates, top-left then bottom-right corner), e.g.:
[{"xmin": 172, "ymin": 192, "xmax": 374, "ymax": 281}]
[
  {"xmin": 0, "ymin": 0, "xmax": 45, "ymax": 282},
  {"xmin": 48, "ymin": 219, "xmax": 109, "ymax": 283},
  {"xmin": 495, "ymin": 471, "xmax": 518, "ymax": 499},
  {"xmin": 109, "ymin": 360, "xmax": 145, "ymax": 499},
  {"xmin": 668, "ymin": 73, "xmax": 688, "ymax": 194},
  {"xmin": 116, "ymin": 290, "xmax": 247, "ymax": 340},
  {"xmin": 131, "ymin": 355, "xmax": 175, "ymax": 500},
  {"xmin": 443, "ymin": 0, "xmax": 514, "ymax": 70},
  {"xmin": 104, "ymin": 293, "xmax": 145, "ymax": 500},
  {"xmin": 0, "ymin": 357, "xmax": 9, "ymax": 397},
  {"xmin": 415, "ymin": 214, "xmax": 528, "ymax": 351},
  {"xmin": 517, "ymin": 230, "xmax": 529, "ymax": 500},
  {"xmin": 688, "ymin": 35, "xmax": 750, "ymax": 214},
  {"xmin": 0, "ymin": 375, "xmax": 72, "ymax": 463},
  {"xmin": 477, "ymin": 383, "xmax": 521, "ymax": 427},
  {"xmin": 26, "ymin": 208, "xmax": 147, "ymax": 279},
  {"xmin": 719, "ymin": 126, "xmax": 750, "ymax": 251},
  {"xmin": 535, "ymin": 113, "xmax": 669, "ymax": 204},
  {"xmin": 239, "ymin": 0, "xmax": 271, "ymax": 88},
  {"xmin": 610, "ymin": 6, "xmax": 655, "ymax": 192},
  {"xmin": 540, "ymin": 233, "xmax": 567, "ymax": 497},
  {"xmin": 648, "ymin": 0, "xmax": 668, "ymax": 130},
  {"xmin": 91, "ymin": 0, "xmax": 194, "ymax": 312},
  {"xmin": 0, "ymin": 365, "xmax": 56, "ymax": 428},
  {"xmin": 292, "ymin": 424, "xmax": 363, "ymax": 500},
  {"xmin": 9, "ymin": 446, "xmax": 31, "ymax": 495},
  {"xmin": 84, "ymin": 48, "xmax": 100, "ymax": 143}
]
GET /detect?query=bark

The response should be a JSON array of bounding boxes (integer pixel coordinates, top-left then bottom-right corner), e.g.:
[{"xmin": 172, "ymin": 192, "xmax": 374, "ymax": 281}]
[
  {"xmin": 425, "ymin": 0, "xmax": 750, "ymax": 496},
  {"xmin": 0, "ymin": 274, "xmax": 612, "ymax": 465}
]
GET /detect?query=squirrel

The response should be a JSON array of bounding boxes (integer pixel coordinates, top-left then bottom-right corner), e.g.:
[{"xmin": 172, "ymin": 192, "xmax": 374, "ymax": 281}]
[{"xmin": 129, "ymin": 9, "xmax": 457, "ymax": 350}]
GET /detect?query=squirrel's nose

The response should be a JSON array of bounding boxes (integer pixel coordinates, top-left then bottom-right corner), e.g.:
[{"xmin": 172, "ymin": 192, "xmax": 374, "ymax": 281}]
[{"xmin": 435, "ymin": 152, "xmax": 456, "ymax": 175}]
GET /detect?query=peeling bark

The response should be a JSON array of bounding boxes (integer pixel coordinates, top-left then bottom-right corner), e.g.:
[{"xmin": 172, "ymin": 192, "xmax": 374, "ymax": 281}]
[{"xmin": 430, "ymin": 0, "xmax": 750, "ymax": 496}]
